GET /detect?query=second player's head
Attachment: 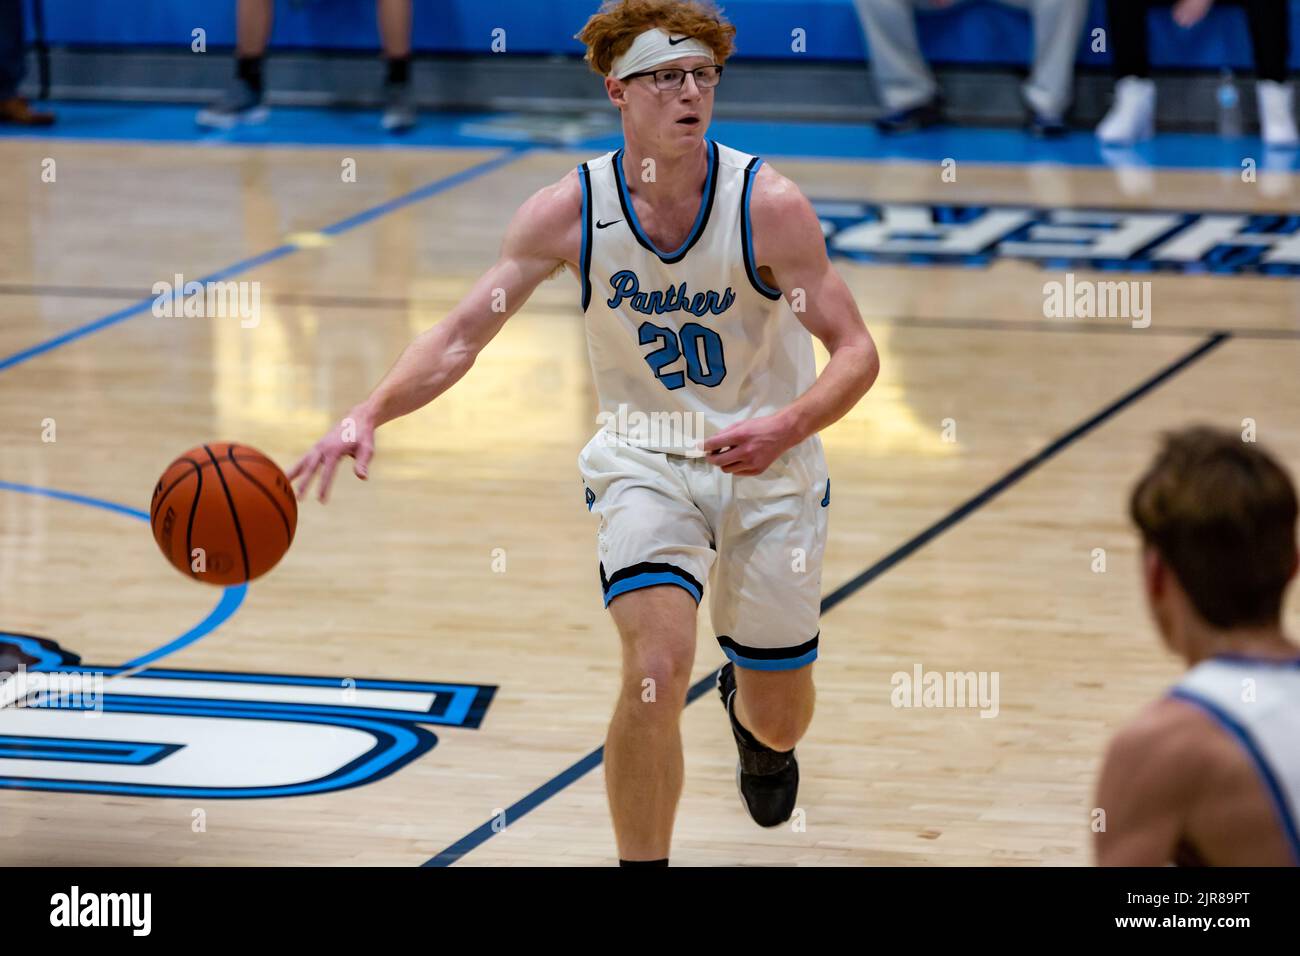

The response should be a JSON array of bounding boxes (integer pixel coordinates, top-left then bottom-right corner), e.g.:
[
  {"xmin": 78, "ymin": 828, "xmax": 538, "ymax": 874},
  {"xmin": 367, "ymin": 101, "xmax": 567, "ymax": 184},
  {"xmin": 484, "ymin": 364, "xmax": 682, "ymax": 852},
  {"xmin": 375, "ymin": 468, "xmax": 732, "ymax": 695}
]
[
  {"xmin": 1130, "ymin": 425, "xmax": 1298, "ymax": 662},
  {"xmin": 576, "ymin": 0, "xmax": 736, "ymax": 157}
]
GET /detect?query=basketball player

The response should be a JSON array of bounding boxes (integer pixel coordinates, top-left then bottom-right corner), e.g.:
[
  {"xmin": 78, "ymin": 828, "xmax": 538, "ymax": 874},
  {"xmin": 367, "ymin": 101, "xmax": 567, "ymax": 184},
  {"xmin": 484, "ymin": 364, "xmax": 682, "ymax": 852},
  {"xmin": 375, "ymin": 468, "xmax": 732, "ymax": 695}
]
[
  {"xmin": 1095, "ymin": 427, "xmax": 1299, "ymax": 866},
  {"xmin": 290, "ymin": 0, "xmax": 880, "ymax": 866}
]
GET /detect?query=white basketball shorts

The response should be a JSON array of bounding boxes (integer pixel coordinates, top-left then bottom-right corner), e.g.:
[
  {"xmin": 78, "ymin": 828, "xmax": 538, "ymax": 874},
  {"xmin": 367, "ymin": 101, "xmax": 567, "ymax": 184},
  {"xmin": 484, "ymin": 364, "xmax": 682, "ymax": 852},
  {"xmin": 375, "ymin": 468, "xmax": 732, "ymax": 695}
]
[{"xmin": 578, "ymin": 431, "xmax": 830, "ymax": 671}]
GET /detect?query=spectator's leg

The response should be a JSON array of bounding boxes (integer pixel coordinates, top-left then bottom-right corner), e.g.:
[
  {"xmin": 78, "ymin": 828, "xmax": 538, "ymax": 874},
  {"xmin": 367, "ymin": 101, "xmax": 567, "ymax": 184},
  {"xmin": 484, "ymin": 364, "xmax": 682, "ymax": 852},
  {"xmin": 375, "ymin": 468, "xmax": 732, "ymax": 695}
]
[
  {"xmin": 378, "ymin": 0, "xmax": 415, "ymax": 131},
  {"xmin": 852, "ymin": 0, "xmax": 939, "ymax": 114},
  {"xmin": 1095, "ymin": 0, "xmax": 1161, "ymax": 143},
  {"xmin": 236, "ymin": 0, "xmax": 274, "ymax": 57},
  {"xmin": 378, "ymin": 0, "xmax": 412, "ymax": 61},
  {"xmin": 0, "ymin": 0, "xmax": 55, "ymax": 125},
  {"xmin": 195, "ymin": 0, "xmax": 274, "ymax": 128},
  {"xmin": 1106, "ymin": 0, "xmax": 1157, "ymax": 80},
  {"xmin": 1240, "ymin": 0, "xmax": 1288, "ymax": 83},
  {"xmin": 1241, "ymin": 0, "xmax": 1297, "ymax": 146},
  {"xmin": 0, "ymin": 0, "xmax": 26, "ymax": 98},
  {"xmin": 1007, "ymin": 0, "xmax": 1087, "ymax": 123},
  {"xmin": 235, "ymin": 0, "xmax": 275, "ymax": 98}
]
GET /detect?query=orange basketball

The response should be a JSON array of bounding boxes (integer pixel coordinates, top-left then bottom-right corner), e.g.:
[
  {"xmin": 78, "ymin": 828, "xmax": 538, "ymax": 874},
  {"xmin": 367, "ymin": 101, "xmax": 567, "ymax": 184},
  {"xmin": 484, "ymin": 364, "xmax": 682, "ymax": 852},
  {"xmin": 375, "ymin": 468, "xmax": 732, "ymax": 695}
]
[{"xmin": 150, "ymin": 442, "xmax": 297, "ymax": 586}]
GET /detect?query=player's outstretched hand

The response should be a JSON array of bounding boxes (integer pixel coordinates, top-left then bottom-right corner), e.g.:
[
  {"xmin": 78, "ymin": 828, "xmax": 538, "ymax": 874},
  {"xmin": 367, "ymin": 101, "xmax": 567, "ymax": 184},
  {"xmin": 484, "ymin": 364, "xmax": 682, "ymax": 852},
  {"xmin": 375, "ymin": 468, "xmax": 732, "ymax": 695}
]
[
  {"xmin": 288, "ymin": 408, "xmax": 376, "ymax": 504},
  {"xmin": 701, "ymin": 415, "xmax": 796, "ymax": 477}
]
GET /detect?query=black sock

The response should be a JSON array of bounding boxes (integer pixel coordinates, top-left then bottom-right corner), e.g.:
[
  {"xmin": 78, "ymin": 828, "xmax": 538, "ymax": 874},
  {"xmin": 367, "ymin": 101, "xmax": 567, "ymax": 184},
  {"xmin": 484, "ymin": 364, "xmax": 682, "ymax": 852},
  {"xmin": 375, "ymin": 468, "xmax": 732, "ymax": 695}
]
[
  {"xmin": 385, "ymin": 55, "xmax": 411, "ymax": 87},
  {"xmin": 619, "ymin": 858, "xmax": 668, "ymax": 867},
  {"xmin": 726, "ymin": 690, "xmax": 773, "ymax": 753},
  {"xmin": 236, "ymin": 56, "xmax": 264, "ymax": 96}
]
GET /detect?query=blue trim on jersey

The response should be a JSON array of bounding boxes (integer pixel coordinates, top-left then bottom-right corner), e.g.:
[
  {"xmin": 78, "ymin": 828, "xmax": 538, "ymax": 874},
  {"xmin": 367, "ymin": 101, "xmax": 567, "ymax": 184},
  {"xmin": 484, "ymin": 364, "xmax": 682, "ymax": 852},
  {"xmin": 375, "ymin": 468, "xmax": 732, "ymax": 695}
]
[
  {"xmin": 603, "ymin": 571, "xmax": 702, "ymax": 607},
  {"xmin": 578, "ymin": 162, "xmax": 593, "ymax": 313},
  {"xmin": 613, "ymin": 140, "xmax": 718, "ymax": 263},
  {"xmin": 821, "ymin": 478, "xmax": 831, "ymax": 508},
  {"xmin": 742, "ymin": 157, "xmax": 782, "ymax": 300},
  {"xmin": 1169, "ymin": 687, "xmax": 1300, "ymax": 865},
  {"xmin": 1209, "ymin": 654, "xmax": 1300, "ymax": 668},
  {"xmin": 721, "ymin": 644, "xmax": 819, "ymax": 672}
]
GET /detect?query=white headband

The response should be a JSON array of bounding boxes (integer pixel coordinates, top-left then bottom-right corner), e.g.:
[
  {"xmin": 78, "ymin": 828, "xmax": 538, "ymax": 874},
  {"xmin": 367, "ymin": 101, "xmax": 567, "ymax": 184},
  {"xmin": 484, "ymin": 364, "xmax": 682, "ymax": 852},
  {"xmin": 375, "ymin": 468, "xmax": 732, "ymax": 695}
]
[{"xmin": 610, "ymin": 27, "xmax": 715, "ymax": 79}]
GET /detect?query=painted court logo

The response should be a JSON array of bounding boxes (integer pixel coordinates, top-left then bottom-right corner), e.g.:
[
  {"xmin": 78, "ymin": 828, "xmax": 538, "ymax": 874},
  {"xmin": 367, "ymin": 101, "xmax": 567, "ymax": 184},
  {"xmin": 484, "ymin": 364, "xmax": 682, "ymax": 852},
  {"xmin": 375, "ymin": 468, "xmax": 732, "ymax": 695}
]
[
  {"xmin": 50, "ymin": 886, "xmax": 151, "ymax": 936},
  {"xmin": 815, "ymin": 201, "xmax": 1300, "ymax": 276},
  {"xmin": 0, "ymin": 635, "xmax": 495, "ymax": 799}
]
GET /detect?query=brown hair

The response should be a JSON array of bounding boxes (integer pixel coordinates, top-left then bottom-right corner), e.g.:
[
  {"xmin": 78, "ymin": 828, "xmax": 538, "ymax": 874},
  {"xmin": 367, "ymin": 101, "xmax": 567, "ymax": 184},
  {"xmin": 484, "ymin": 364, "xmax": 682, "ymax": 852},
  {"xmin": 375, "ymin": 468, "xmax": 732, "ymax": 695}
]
[
  {"xmin": 1130, "ymin": 426, "xmax": 1298, "ymax": 628},
  {"xmin": 575, "ymin": 0, "xmax": 737, "ymax": 76}
]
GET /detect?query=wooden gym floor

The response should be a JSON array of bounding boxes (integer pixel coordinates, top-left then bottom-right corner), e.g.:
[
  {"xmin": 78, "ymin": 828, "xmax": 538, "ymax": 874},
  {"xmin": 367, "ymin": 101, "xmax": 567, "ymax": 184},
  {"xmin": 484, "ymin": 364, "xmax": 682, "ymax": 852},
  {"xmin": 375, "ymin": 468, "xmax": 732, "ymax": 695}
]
[{"xmin": 1, "ymin": 126, "xmax": 1298, "ymax": 865}]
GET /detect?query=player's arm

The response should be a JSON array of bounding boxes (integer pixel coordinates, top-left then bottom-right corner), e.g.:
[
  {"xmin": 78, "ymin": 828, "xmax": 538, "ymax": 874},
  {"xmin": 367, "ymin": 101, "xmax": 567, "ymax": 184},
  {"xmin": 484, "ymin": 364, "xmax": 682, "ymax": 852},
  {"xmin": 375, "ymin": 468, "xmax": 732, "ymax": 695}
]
[
  {"xmin": 290, "ymin": 170, "xmax": 582, "ymax": 502},
  {"xmin": 1093, "ymin": 698, "xmax": 1201, "ymax": 866},
  {"xmin": 701, "ymin": 164, "xmax": 879, "ymax": 475}
]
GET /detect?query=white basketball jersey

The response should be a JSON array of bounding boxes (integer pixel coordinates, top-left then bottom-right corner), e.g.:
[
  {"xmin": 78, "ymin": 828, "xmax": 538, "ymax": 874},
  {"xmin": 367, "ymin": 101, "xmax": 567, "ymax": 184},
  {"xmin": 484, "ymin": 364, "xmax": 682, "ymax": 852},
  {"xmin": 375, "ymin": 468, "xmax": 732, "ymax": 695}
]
[
  {"xmin": 1172, "ymin": 657, "xmax": 1300, "ymax": 862},
  {"xmin": 576, "ymin": 140, "xmax": 816, "ymax": 455}
]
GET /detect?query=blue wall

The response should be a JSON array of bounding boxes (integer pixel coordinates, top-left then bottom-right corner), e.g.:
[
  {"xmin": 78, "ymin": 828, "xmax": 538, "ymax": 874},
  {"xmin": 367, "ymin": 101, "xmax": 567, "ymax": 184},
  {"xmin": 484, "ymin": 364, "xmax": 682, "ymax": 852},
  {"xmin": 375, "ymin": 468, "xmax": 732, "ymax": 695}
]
[{"xmin": 26, "ymin": 0, "xmax": 1300, "ymax": 70}]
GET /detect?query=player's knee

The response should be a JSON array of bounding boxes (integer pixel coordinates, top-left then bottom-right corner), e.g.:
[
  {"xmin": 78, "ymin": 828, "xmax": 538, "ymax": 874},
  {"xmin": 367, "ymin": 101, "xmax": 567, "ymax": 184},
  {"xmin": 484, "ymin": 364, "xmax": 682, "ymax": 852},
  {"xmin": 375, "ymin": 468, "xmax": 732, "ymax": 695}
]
[{"xmin": 621, "ymin": 645, "xmax": 693, "ymax": 705}]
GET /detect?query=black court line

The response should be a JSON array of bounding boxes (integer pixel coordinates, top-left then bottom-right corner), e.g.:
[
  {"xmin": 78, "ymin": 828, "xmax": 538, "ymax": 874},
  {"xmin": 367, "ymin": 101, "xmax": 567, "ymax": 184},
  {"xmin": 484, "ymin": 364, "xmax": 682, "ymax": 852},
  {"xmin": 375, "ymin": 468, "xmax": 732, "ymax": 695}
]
[
  {"xmin": 423, "ymin": 331, "xmax": 1231, "ymax": 866},
  {"xmin": 822, "ymin": 332, "xmax": 1228, "ymax": 611}
]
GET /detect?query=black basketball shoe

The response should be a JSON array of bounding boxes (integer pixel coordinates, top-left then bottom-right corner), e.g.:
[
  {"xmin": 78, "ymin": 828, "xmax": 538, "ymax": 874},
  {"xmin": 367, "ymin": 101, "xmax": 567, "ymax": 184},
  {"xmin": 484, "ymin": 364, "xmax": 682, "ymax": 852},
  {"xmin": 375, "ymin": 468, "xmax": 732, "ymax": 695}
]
[{"xmin": 716, "ymin": 661, "xmax": 799, "ymax": 827}]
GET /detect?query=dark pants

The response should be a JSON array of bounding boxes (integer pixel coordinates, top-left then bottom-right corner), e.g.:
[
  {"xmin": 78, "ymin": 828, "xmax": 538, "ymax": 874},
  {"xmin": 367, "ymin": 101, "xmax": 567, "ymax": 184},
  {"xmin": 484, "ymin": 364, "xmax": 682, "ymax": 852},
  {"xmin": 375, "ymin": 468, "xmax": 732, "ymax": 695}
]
[
  {"xmin": 0, "ymin": 0, "xmax": 26, "ymax": 98},
  {"xmin": 1107, "ymin": 0, "xmax": 1290, "ymax": 82}
]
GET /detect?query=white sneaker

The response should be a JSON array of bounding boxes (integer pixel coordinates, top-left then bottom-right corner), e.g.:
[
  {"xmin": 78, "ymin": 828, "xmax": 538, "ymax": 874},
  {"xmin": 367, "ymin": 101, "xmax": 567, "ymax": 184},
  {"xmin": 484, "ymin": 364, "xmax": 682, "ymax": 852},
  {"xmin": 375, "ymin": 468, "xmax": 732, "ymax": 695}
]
[
  {"xmin": 381, "ymin": 82, "xmax": 416, "ymax": 133},
  {"xmin": 1257, "ymin": 80, "xmax": 1299, "ymax": 148},
  {"xmin": 195, "ymin": 82, "xmax": 268, "ymax": 130},
  {"xmin": 1097, "ymin": 77, "xmax": 1156, "ymax": 145}
]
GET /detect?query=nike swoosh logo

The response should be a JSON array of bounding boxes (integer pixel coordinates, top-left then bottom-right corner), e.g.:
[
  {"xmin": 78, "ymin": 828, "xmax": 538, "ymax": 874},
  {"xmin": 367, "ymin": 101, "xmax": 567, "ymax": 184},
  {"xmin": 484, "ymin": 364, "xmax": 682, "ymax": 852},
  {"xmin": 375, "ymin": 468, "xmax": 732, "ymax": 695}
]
[
  {"xmin": 596, "ymin": 219, "xmax": 622, "ymax": 229},
  {"xmin": 668, "ymin": 35, "xmax": 690, "ymax": 45}
]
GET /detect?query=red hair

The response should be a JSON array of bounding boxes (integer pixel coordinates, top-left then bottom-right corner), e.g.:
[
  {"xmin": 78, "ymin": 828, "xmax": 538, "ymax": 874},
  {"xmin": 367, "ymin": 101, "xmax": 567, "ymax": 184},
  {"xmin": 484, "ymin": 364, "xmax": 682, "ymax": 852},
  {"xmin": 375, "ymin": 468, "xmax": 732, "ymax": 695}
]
[{"xmin": 575, "ymin": 0, "xmax": 737, "ymax": 75}]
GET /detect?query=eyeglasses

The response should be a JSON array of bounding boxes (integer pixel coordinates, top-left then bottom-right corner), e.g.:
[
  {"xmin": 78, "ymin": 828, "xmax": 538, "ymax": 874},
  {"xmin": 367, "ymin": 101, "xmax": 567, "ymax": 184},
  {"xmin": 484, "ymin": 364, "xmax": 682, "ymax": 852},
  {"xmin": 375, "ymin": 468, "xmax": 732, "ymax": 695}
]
[{"xmin": 623, "ymin": 65, "xmax": 724, "ymax": 92}]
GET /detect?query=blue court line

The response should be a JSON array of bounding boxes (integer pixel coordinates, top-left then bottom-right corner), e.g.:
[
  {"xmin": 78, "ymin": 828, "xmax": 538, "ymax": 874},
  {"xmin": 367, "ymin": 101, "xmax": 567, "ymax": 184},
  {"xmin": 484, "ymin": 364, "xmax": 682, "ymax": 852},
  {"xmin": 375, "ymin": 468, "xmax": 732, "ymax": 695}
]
[
  {"xmin": 0, "ymin": 149, "xmax": 528, "ymax": 692},
  {"xmin": 0, "ymin": 102, "xmax": 575, "ymax": 151},
  {"xmin": 422, "ymin": 330, "xmax": 1231, "ymax": 866},
  {"xmin": 5, "ymin": 101, "xmax": 1298, "ymax": 172},
  {"xmin": 319, "ymin": 149, "xmax": 526, "ymax": 235},
  {"xmin": 0, "ymin": 146, "xmax": 529, "ymax": 375},
  {"xmin": 0, "ymin": 246, "xmax": 291, "ymax": 374},
  {"xmin": 0, "ymin": 481, "xmax": 247, "ymax": 670},
  {"xmin": 122, "ymin": 585, "xmax": 247, "ymax": 669},
  {"xmin": 0, "ymin": 479, "xmax": 148, "ymax": 521}
]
